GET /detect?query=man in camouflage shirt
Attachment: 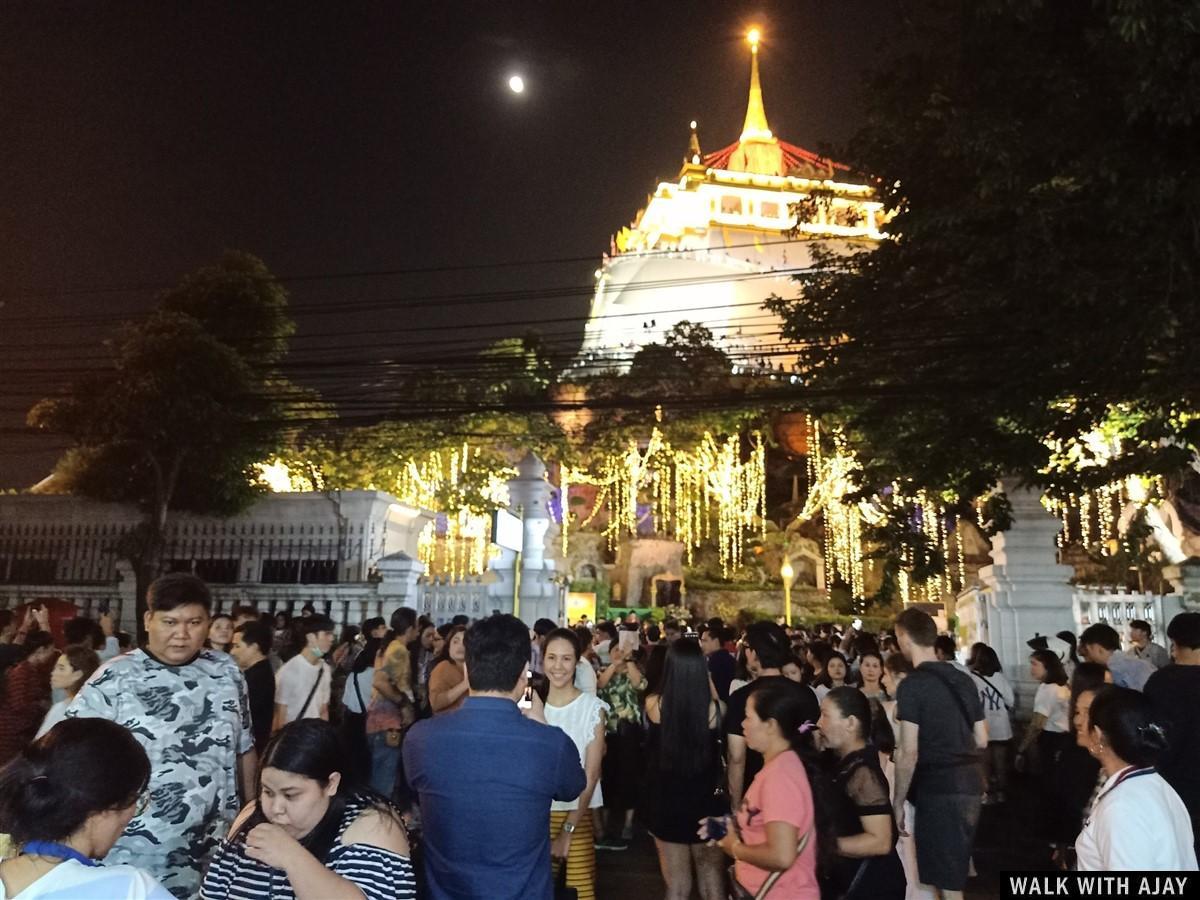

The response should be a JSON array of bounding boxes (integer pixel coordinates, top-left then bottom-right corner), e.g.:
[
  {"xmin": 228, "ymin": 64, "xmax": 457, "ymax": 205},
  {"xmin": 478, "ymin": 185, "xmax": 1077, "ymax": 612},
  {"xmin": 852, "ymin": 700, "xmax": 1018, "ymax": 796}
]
[{"xmin": 68, "ymin": 573, "xmax": 256, "ymax": 898}]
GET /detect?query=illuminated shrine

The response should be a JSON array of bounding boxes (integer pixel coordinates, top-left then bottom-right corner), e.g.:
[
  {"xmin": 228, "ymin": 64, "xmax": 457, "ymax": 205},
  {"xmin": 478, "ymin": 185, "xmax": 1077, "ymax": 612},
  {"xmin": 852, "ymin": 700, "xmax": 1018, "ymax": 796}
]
[{"xmin": 575, "ymin": 29, "xmax": 886, "ymax": 374}]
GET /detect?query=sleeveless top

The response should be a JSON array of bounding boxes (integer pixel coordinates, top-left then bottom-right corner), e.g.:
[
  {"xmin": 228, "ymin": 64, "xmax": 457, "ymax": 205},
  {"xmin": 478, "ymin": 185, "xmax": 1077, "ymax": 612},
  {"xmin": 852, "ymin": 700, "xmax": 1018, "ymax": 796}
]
[
  {"xmin": 200, "ymin": 795, "xmax": 416, "ymax": 900},
  {"xmin": 544, "ymin": 691, "xmax": 609, "ymax": 811}
]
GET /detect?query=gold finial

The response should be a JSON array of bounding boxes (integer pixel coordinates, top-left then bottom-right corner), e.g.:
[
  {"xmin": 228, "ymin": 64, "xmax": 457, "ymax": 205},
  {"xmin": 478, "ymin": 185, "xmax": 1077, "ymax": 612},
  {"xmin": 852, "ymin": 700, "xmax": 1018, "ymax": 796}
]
[{"xmin": 740, "ymin": 27, "xmax": 772, "ymax": 142}]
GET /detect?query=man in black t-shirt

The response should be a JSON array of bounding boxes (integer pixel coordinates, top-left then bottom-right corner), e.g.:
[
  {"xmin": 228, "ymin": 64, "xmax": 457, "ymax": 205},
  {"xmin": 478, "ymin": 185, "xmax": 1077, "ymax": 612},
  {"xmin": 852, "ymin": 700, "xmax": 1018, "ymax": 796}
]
[
  {"xmin": 723, "ymin": 621, "xmax": 819, "ymax": 809},
  {"xmin": 1144, "ymin": 612, "xmax": 1200, "ymax": 858},
  {"xmin": 702, "ymin": 624, "xmax": 736, "ymax": 702},
  {"xmin": 892, "ymin": 608, "xmax": 986, "ymax": 900},
  {"xmin": 231, "ymin": 619, "xmax": 276, "ymax": 753}
]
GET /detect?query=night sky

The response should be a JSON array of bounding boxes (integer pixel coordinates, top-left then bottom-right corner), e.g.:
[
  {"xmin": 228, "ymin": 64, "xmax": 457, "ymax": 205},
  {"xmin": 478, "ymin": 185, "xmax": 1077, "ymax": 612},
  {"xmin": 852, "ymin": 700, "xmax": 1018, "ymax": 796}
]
[{"xmin": 0, "ymin": 1, "xmax": 895, "ymax": 488}]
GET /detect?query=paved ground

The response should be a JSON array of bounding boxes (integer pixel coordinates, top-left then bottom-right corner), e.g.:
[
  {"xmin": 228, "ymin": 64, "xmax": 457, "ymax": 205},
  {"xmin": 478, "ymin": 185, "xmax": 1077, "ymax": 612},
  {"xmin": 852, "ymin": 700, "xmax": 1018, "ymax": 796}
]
[{"xmin": 596, "ymin": 771, "xmax": 1052, "ymax": 899}]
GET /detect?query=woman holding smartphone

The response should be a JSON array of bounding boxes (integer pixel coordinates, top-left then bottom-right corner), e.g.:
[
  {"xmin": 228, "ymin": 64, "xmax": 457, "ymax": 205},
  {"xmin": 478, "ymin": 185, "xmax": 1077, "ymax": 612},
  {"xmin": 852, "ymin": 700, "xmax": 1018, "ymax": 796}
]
[{"xmin": 708, "ymin": 679, "xmax": 832, "ymax": 900}]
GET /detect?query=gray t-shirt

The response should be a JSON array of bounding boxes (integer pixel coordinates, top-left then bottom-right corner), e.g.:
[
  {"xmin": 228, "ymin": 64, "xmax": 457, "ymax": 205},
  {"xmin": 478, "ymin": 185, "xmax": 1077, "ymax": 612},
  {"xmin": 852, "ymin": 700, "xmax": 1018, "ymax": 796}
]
[
  {"xmin": 67, "ymin": 649, "xmax": 253, "ymax": 899},
  {"xmin": 896, "ymin": 661, "xmax": 984, "ymax": 796}
]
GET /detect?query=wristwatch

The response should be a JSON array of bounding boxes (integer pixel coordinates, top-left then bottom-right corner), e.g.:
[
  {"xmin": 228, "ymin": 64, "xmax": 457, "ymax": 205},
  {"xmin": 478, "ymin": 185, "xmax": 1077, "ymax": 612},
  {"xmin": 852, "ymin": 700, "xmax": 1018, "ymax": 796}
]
[{"xmin": 562, "ymin": 822, "xmax": 577, "ymax": 834}]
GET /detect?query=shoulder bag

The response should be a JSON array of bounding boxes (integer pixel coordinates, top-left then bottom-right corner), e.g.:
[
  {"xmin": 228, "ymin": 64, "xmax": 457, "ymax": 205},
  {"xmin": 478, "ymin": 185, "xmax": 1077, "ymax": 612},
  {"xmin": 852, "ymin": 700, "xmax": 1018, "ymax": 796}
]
[
  {"xmin": 296, "ymin": 665, "xmax": 325, "ymax": 720},
  {"xmin": 727, "ymin": 818, "xmax": 810, "ymax": 900}
]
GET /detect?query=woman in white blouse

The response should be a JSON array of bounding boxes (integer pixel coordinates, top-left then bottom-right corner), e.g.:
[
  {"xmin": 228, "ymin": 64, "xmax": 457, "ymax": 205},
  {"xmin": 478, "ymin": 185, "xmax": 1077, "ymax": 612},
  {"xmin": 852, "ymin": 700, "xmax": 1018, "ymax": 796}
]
[
  {"xmin": 1016, "ymin": 649, "xmax": 1072, "ymax": 859},
  {"xmin": 532, "ymin": 627, "xmax": 608, "ymax": 900},
  {"xmin": 1076, "ymin": 686, "xmax": 1197, "ymax": 871}
]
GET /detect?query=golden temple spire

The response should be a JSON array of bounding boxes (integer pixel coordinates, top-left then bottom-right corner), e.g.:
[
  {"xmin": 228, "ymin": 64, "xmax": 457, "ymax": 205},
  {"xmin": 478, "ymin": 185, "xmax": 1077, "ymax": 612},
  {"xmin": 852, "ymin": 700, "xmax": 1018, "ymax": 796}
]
[{"xmin": 740, "ymin": 28, "xmax": 773, "ymax": 143}]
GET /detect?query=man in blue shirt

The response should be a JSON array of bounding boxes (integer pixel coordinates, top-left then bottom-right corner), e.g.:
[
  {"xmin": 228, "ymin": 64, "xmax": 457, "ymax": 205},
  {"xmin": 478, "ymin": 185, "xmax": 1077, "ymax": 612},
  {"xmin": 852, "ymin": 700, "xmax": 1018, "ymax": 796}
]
[
  {"xmin": 1079, "ymin": 622, "xmax": 1156, "ymax": 691},
  {"xmin": 404, "ymin": 614, "xmax": 586, "ymax": 899}
]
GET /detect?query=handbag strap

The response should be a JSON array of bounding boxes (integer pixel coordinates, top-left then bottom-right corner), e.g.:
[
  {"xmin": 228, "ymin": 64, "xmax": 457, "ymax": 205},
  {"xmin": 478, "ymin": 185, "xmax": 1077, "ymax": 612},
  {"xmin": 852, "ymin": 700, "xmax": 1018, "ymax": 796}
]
[
  {"xmin": 974, "ymin": 673, "xmax": 1012, "ymax": 711},
  {"xmin": 351, "ymin": 669, "xmax": 367, "ymax": 713},
  {"xmin": 298, "ymin": 665, "xmax": 325, "ymax": 719},
  {"xmin": 754, "ymin": 828, "xmax": 810, "ymax": 898},
  {"xmin": 729, "ymin": 815, "xmax": 810, "ymax": 900}
]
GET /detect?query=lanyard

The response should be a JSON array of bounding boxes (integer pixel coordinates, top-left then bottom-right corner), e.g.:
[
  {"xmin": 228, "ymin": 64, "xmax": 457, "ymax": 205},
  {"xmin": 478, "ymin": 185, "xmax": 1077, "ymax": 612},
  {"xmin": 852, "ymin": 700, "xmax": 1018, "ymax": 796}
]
[
  {"xmin": 1094, "ymin": 765, "xmax": 1155, "ymax": 806},
  {"xmin": 22, "ymin": 841, "xmax": 99, "ymax": 867}
]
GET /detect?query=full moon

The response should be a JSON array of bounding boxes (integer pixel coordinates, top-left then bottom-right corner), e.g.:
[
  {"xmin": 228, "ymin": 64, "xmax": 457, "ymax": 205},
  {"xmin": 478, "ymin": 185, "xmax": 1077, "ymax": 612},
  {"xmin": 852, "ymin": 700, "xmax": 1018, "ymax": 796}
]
[{"xmin": 508, "ymin": 75, "xmax": 525, "ymax": 94}]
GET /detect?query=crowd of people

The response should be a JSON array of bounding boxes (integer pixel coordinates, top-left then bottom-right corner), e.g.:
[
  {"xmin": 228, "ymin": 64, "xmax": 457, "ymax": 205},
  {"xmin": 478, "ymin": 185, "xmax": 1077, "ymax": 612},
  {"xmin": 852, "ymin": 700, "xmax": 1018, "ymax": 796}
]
[{"xmin": 0, "ymin": 576, "xmax": 1197, "ymax": 899}]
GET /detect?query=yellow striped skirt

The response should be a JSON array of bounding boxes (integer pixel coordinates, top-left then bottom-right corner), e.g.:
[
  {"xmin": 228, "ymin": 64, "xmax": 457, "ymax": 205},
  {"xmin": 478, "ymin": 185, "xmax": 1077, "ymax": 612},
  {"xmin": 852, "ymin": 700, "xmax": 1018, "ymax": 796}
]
[{"xmin": 549, "ymin": 809, "xmax": 596, "ymax": 900}]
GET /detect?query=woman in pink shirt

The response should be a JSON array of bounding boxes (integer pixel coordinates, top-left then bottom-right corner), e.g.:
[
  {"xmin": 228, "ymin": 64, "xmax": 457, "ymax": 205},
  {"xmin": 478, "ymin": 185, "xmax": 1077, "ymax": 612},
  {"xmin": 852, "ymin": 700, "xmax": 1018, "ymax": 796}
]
[{"xmin": 712, "ymin": 679, "xmax": 829, "ymax": 899}]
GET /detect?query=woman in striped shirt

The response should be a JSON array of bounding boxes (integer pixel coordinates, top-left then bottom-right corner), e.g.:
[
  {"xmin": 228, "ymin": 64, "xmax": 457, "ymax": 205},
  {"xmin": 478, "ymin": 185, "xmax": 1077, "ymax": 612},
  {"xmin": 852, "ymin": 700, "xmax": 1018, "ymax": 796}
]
[{"xmin": 201, "ymin": 719, "xmax": 415, "ymax": 900}]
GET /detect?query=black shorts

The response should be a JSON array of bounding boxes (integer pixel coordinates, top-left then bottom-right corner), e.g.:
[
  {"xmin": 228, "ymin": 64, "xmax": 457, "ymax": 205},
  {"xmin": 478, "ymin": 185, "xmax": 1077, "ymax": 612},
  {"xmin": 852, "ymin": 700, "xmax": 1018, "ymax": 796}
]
[{"xmin": 913, "ymin": 792, "xmax": 981, "ymax": 891}]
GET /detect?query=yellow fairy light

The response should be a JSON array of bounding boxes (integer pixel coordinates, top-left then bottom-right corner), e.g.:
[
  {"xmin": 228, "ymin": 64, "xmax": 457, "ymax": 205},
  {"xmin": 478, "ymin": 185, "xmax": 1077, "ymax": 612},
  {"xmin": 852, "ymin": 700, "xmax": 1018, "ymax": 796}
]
[{"xmin": 560, "ymin": 429, "xmax": 766, "ymax": 578}]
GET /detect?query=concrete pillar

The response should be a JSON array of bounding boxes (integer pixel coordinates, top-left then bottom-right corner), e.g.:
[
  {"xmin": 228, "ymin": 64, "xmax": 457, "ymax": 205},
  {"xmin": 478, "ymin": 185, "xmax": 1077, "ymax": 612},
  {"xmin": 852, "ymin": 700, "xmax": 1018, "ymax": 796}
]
[
  {"xmin": 375, "ymin": 551, "xmax": 425, "ymax": 622},
  {"xmin": 505, "ymin": 453, "xmax": 560, "ymax": 626},
  {"xmin": 977, "ymin": 481, "xmax": 1076, "ymax": 715},
  {"xmin": 1165, "ymin": 559, "xmax": 1200, "ymax": 611}
]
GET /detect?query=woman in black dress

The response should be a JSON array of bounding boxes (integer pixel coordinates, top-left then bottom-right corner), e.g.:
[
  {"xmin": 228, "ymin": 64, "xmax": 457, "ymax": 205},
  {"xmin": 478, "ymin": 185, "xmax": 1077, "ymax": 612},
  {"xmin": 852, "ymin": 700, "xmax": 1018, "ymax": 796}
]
[
  {"xmin": 643, "ymin": 638, "xmax": 726, "ymax": 900},
  {"xmin": 817, "ymin": 686, "xmax": 907, "ymax": 900}
]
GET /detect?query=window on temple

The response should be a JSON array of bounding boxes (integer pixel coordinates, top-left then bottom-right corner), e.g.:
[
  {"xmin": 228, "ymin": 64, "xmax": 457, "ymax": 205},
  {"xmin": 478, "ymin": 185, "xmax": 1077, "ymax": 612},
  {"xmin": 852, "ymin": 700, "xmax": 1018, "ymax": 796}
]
[
  {"xmin": 760, "ymin": 201, "xmax": 780, "ymax": 218},
  {"xmin": 720, "ymin": 195, "xmax": 743, "ymax": 215}
]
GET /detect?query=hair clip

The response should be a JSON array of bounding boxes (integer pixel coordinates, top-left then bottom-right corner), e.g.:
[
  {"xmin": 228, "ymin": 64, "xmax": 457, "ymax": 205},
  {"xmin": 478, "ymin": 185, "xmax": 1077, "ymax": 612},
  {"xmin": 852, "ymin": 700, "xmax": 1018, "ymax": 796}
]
[
  {"xmin": 29, "ymin": 775, "xmax": 48, "ymax": 784},
  {"xmin": 1138, "ymin": 722, "xmax": 1165, "ymax": 740},
  {"xmin": 798, "ymin": 720, "xmax": 817, "ymax": 734}
]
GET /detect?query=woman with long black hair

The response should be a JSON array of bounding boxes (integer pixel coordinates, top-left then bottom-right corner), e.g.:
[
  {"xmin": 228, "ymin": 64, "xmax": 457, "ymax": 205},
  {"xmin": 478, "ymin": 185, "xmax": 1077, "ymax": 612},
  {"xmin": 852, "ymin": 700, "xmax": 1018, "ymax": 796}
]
[
  {"xmin": 201, "ymin": 719, "xmax": 415, "ymax": 900},
  {"xmin": 644, "ymin": 638, "xmax": 726, "ymax": 900}
]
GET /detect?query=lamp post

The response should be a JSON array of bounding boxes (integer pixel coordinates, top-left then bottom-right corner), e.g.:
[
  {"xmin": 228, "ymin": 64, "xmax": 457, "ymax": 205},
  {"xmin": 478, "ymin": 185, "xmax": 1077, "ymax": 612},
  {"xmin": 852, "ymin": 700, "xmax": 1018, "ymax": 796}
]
[{"xmin": 780, "ymin": 558, "xmax": 794, "ymax": 627}]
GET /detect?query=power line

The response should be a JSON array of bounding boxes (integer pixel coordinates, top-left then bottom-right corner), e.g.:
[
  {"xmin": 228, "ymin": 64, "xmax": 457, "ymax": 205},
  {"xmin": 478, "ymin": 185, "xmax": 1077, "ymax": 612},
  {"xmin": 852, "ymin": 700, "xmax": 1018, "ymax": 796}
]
[{"xmin": 0, "ymin": 238, "xmax": 806, "ymax": 303}]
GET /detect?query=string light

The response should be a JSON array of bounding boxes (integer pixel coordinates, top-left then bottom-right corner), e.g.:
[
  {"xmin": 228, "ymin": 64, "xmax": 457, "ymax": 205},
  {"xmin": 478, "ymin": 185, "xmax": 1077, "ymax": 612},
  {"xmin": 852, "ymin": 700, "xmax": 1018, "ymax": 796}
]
[{"xmin": 561, "ymin": 429, "xmax": 766, "ymax": 577}]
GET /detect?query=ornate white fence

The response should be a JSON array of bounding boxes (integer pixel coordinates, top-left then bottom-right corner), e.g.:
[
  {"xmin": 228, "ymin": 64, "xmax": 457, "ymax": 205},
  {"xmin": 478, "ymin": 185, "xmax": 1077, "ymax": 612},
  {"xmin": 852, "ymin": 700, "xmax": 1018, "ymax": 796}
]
[
  {"xmin": 1072, "ymin": 588, "xmax": 1169, "ymax": 632},
  {"xmin": 419, "ymin": 579, "xmax": 493, "ymax": 624}
]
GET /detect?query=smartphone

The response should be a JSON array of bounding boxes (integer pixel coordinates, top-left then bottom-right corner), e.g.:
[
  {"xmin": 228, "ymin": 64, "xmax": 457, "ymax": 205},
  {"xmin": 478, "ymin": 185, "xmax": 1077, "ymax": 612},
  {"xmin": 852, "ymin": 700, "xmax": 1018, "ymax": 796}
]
[
  {"xmin": 618, "ymin": 630, "xmax": 639, "ymax": 654},
  {"xmin": 704, "ymin": 816, "xmax": 728, "ymax": 841},
  {"xmin": 518, "ymin": 668, "xmax": 533, "ymax": 709},
  {"xmin": 852, "ymin": 618, "xmax": 863, "ymax": 631}
]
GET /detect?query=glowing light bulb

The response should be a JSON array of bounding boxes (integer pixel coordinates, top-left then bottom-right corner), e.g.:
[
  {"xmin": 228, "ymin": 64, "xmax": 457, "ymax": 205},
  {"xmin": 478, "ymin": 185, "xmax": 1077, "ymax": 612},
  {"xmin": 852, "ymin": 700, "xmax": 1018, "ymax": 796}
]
[
  {"xmin": 508, "ymin": 75, "xmax": 525, "ymax": 94},
  {"xmin": 747, "ymin": 28, "xmax": 761, "ymax": 49}
]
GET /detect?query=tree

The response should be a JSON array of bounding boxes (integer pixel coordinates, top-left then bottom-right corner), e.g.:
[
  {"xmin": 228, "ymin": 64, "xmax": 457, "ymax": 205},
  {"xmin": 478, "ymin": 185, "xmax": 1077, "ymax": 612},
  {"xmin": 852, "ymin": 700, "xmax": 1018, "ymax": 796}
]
[
  {"xmin": 767, "ymin": 0, "xmax": 1200, "ymax": 506},
  {"xmin": 28, "ymin": 253, "xmax": 298, "ymax": 628},
  {"xmin": 581, "ymin": 321, "xmax": 775, "ymax": 451}
]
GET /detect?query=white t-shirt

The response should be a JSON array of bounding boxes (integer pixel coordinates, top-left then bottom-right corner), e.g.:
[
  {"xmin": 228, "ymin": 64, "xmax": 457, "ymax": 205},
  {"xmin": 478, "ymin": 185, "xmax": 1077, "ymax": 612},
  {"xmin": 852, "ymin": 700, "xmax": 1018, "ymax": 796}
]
[
  {"xmin": 1075, "ymin": 768, "xmax": 1198, "ymax": 871},
  {"xmin": 1033, "ymin": 682, "xmax": 1070, "ymax": 733},
  {"xmin": 0, "ymin": 859, "xmax": 174, "ymax": 900},
  {"xmin": 545, "ymin": 691, "xmax": 609, "ymax": 811},
  {"xmin": 971, "ymin": 670, "xmax": 1015, "ymax": 742},
  {"xmin": 275, "ymin": 654, "xmax": 332, "ymax": 724},
  {"xmin": 574, "ymin": 660, "xmax": 597, "ymax": 695}
]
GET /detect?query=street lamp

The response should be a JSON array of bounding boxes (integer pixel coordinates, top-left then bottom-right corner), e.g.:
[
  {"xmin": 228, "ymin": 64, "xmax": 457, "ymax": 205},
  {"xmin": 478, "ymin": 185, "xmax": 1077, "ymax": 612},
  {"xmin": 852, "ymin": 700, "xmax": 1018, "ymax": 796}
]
[{"xmin": 780, "ymin": 558, "xmax": 794, "ymax": 627}]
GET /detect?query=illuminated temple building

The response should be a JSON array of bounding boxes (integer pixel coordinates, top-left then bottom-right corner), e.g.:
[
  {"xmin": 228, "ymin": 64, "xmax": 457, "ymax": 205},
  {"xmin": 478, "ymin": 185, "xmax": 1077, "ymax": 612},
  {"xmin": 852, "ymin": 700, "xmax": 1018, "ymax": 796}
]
[{"xmin": 575, "ymin": 30, "xmax": 887, "ymax": 374}]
